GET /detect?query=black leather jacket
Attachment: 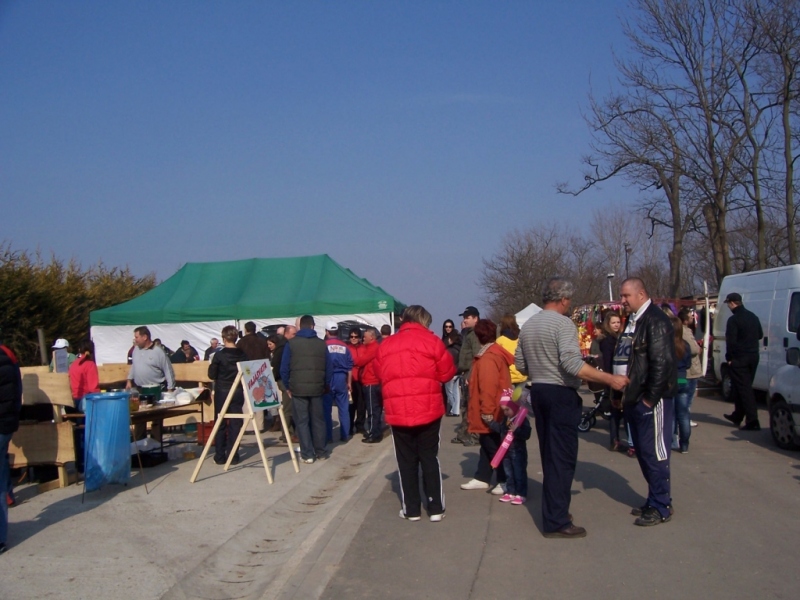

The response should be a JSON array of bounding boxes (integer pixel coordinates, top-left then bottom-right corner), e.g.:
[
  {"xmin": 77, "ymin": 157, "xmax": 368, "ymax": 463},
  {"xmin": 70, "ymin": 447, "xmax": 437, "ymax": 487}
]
[{"xmin": 622, "ymin": 303, "xmax": 678, "ymax": 406}]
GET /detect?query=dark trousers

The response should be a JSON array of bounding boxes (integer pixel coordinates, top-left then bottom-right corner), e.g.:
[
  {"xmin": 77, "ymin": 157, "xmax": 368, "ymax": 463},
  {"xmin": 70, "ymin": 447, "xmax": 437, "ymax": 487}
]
[
  {"xmin": 475, "ymin": 432, "xmax": 507, "ymax": 484},
  {"xmin": 349, "ymin": 381, "xmax": 365, "ymax": 433},
  {"xmin": 391, "ymin": 418, "xmax": 444, "ymax": 518},
  {"xmin": 502, "ymin": 446, "xmax": 528, "ymax": 497},
  {"xmin": 214, "ymin": 384, "xmax": 244, "ymax": 461},
  {"xmin": 455, "ymin": 381, "xmax": 478, "ymax": 444},
  {"xmin": 293, "ymin": 395, "xmax": 327, "ymax": 460},
  {"xmin": 363, "ymin": 384, "xmax": 383, "ymax": 441},
  {"xmin": 728, "ymin": 354, "xmax": 759, "ymax": 424},
  {"xmin": 624, "ymin": 398, "xmax": 674, "ymax": 518},
  {"xmin": 530, "ymin": 383, "xmax": 582, "ymax": 533}
]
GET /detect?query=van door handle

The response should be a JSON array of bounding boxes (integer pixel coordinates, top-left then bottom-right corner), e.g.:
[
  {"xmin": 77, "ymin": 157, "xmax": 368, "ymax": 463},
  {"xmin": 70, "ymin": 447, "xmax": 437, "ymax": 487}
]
[{"xmin": 784, "ymin": 337, "xmax": 789, "ymax": 348}]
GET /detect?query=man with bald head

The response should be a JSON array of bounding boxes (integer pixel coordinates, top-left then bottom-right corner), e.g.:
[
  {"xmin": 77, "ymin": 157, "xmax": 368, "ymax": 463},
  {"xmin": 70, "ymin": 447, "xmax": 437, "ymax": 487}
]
[{"xmin": 618, "ymin": 277, "xmax": 677, "ymax": 527}]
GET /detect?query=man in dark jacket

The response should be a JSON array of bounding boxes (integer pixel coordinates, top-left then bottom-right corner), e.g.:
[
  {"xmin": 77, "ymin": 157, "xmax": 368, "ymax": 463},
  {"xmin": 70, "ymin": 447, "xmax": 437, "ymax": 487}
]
[
  {"xmin": 237, "ymin": 322, "xmax": 272, "ymax": 432},
  {"xmin": 619, "ymin": 278, "xmax": 677, "ymax": 527},
  {"xmin": 722, "ymin": 293, "xmax": 764, "ymax": 430},
  {"xmin": 1, "ymin": 335, "xmax": 23, "ymax": 554},
  {"xmin": 208, "ymin": 326, "xmax": 249, "ymax": 465},
  {"xmin": 280, "ymin": 316, "xmax": 332, "ymax": 463},
  {"xmin": 452, "ymin": 306, "xmax": 481, "ymax": 446}
]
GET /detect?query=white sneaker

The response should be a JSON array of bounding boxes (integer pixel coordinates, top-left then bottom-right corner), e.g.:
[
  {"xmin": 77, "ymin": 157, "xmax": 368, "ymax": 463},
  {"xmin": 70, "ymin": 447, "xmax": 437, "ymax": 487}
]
[
  {"xmin": 399, "ymin": 510, "xmax": 421, "ymax": 521},
  {"xmin": 460, "ymin": 479, "xmax": 490, "ymax": 490},
  {"xmin": 491, "ymin": 484, "xmax": 506, "ymax": 496},
  {"xmin": 302, "ymin": 457, "xmax": 315, "ymax": 464},
  {"xmin": 690, "ymin": 421, "xmax": 698, "ymax": 427},
  {"xmin": 430, "ymin": 513, "xmax": 445, "ymax": 522}
]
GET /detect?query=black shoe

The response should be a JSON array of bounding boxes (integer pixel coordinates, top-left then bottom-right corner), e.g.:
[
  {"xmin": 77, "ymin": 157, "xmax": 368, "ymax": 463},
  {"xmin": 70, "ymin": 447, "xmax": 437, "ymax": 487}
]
[
  {"xmin": 213, "ymin": 456, "xmax": 227, "ymax": 465},
  {"xmin": 0, "ymin": 542, "xmax": 6, "ymax": 555},
  {"xmin": 634, "ymin": 507, "xmax": 671, "ymax": 526},
  {"xmin": 229, "ymin": 454, "xmax": 240, "ymax": 465},
  {"xmin": 450, "ymin": 437, "xmax": 464, "ymax": 444},
  {"xmin": 740, "ymin": 420, "xmax": 761, "ymax": 431},
  {"xmin": 723, "ymin": 413, "xmax": 742, "ymax": 427},
  {"xmin": 543, "ymin": 524, "xmax": 587, "ymax": 538},
  {"xmin": 631, "ymin": 503, "xmax": 674, "ymax": 517},
  {"xmin": 362, "ymin": 437, "xmax": 381, "ymax": 444}
]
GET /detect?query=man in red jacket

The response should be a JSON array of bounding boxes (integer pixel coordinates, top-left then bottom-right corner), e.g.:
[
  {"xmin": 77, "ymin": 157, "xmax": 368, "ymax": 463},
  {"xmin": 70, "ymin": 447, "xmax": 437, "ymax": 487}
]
[
  {"xmin": 355, "ymin": 328, "xmax": 382, "ymax": 443},
  {"xmin": 375, "ymin": 305, "xmax": 456, "ymax": 522}
]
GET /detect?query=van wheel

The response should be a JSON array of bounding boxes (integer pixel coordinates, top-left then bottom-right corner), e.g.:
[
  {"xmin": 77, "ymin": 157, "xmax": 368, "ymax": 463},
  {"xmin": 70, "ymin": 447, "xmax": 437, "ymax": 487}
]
[
  {"xmin": 720, "ymin": 368, "xmax": 732, "ymax": 402},
  {"xmin": 769, "ymin": 400, "xmax": 799, "ymax": 450}
]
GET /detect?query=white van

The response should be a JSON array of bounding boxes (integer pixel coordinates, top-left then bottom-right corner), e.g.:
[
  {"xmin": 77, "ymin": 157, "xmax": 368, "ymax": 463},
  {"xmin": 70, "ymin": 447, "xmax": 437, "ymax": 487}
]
[{"xmin": 712, "ymin": 265, "xmax": 800, "ymax": 399}]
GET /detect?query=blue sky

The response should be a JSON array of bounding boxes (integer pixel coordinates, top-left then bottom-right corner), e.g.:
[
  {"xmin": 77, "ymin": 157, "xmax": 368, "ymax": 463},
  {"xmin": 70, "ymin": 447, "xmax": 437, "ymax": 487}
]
[{"xmin": 0, "ymin": 1, "xmax": 636, "ymax": 327}]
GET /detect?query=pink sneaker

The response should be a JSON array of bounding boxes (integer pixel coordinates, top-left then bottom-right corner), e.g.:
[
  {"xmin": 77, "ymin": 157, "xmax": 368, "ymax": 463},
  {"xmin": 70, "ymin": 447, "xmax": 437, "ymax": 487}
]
[
  {"xmin": 498, "ymin": 493, "xmax": 514, "ymax": 503},
  {"xmin": 511, "ymin": 495, "xmax": 526, "ymax": 505}
]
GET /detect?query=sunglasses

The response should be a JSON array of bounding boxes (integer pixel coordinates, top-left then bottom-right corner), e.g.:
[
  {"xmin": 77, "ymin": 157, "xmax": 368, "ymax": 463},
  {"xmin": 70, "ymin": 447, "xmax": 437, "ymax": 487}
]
[
  {"xmin": 445, "ymin": 325, "xmax": 453, "ymax": 329},
  {"xmin": 349, "ymin": 335, "xmax": 360, "ymax": 339}
]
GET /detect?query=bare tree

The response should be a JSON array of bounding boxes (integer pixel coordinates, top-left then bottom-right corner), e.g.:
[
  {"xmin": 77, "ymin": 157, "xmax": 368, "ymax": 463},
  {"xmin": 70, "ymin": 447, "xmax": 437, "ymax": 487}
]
[
  {"xmin": 478, "ymin": 225, "xmax": 570, "ymax": 316},
  {"xmin": 746, "ymin": 0, "xmax": 800, "ymax": 263}
]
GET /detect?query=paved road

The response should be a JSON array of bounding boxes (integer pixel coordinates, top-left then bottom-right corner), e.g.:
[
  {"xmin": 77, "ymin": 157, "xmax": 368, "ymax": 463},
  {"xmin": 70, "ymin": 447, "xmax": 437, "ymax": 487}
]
[
  {"xmin": 3, "ymin": 392, "xmax": 798, "ymax": 600},
  {"xmin": 321, "ymin": 393, "xmax": 800, "ymax": 600}
]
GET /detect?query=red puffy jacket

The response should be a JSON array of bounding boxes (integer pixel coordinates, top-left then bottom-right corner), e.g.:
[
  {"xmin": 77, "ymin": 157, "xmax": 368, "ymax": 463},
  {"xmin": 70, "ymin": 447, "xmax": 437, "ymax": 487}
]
[
  {"xmin": 354, "ymin": 340, "xmax": 380, "ymax": 385},
  {"xmin": 374, "ymin": 322, "xmax": 456, "ymax": 427}
]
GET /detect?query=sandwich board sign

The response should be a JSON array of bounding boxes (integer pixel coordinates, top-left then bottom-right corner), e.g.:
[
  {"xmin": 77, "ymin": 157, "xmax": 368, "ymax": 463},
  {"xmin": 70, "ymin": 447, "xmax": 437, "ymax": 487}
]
[
  {"xmin": 189, "ymin": 359, "xmax": 299, "ymax": 484},
  {"xmin": 240, "ymin": 360, "xmax": 280, "ymax": 412}
]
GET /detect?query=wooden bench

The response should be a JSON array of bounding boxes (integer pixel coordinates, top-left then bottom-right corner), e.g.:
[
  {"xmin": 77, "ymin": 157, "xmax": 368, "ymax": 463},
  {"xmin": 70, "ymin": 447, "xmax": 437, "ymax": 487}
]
[{"xmin": 12, "ymin": 371, "xmax": 78, "ymax": 492}]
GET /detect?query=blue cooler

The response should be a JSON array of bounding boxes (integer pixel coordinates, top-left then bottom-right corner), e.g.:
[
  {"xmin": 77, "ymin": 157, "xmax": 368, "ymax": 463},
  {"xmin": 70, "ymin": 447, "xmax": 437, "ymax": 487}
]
[{"xmin": 84, "ymin": 392, "xmax": 131, "ymax": 492}]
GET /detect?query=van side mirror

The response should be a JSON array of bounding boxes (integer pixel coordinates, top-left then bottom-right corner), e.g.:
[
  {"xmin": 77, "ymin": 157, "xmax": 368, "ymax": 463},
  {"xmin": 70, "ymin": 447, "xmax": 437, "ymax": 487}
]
[{"xmin": 788, "ymin": 347, "xmax": 800, "ymax": 367}]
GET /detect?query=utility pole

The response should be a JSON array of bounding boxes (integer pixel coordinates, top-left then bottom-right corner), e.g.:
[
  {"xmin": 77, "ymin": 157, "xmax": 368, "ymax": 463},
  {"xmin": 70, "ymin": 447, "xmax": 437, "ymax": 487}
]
[
  {"xmin": 607, "ymin": 273, "xmax": 615, "ymax": 302},
  {"xmin": 624, "ymin": 241, "xmax": 631, "ymax": 279}
]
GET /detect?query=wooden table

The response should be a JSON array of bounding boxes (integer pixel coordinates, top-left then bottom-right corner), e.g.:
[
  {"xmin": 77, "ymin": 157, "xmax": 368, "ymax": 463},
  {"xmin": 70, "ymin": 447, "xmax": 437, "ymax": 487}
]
[{"xmin": 130, "ymin": 400, "xmax": 205, "ymax": 451}]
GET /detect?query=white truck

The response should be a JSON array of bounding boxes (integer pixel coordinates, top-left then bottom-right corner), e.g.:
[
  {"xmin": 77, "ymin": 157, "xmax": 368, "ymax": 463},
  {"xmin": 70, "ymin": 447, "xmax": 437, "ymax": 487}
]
[{"xmin": 712, "ymin": 265, "xmax": 800, "ymax": 449}]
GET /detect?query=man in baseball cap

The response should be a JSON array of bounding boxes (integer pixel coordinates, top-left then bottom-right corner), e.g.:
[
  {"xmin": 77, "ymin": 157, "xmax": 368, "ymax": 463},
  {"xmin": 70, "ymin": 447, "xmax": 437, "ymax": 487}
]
[
  {"xmin": 452, "ymin": 306, "xmax": 481, "ymax": 447},
  {"xmin": 323, "ymin": 320, "xmax": 353, "ymax": 444},
  {"xmin": 722, "ymin": 292, "xmax": 763, "ymax": 430},
  {"xmin": 50, "ymin": 338, "xmax": 76, "ymax": 373}
]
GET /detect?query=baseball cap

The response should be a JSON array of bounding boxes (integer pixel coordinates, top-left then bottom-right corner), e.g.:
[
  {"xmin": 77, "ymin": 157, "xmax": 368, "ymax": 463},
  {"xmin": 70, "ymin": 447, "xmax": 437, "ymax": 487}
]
[
  {"xmin": 724, "ymin": 293, "xmax": 742, "ymax": 304},
  {"xmin": 52, "ymin": 338, "xmax": 69, "ymax": 349},
  {"xmin": 459, "ymin": 306, "xmax": 480, "ymax": 318},
  {"xmin": 325, "ymin": 321, "xmax": 339, "ymax": 331}
]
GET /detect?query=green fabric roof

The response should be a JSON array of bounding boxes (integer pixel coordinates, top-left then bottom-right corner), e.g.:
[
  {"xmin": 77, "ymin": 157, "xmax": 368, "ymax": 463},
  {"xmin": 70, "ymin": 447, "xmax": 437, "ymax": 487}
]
[{"xmin": 90, "ymin": 255, "xmax": 403, "ymax": 326}]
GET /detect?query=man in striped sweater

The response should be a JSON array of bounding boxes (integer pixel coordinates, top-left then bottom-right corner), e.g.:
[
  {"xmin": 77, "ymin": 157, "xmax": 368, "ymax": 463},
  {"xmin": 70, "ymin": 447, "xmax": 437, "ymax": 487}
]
[{"xmin": 515, "ymin": 278, "xmax": 628, "ymax": 539}]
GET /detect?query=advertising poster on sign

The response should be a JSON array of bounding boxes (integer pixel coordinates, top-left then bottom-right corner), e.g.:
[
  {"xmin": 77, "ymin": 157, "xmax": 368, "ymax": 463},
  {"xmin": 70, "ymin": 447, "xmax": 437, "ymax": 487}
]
[{"xmin": 239, "ymin": 359, "xmax": 279, "ymax": 412}]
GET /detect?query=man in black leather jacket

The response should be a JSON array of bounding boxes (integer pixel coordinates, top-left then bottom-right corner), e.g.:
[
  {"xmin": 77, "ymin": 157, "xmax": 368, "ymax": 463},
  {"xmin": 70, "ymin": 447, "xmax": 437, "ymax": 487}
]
[
  {"xmin": 721, "ymin": 292, "xmax": 763, "ymax": 430},
  {"xmin": 619, "ymin": 278, "xmax": 677, "ymax": 527}
]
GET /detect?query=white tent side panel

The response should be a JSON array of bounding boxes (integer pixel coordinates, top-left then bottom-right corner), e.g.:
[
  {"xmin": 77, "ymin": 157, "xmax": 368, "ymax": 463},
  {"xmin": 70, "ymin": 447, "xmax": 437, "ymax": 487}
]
[
  {"xmin": 515, "ymin": 303, "xmax": 543, "ymax": 327},
  {"xmin": 91, "ymin": 321, "xmax": 233, "ymax": 365},
  {"xmin": 91, "ymin": 313, "xmax": 391, "ymax": 365}
]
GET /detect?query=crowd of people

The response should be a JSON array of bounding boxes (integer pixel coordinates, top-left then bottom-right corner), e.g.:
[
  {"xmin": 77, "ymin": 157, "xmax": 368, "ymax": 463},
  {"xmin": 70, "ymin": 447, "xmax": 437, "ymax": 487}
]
[{"xmin": 0, "ymin": 278, "xmax": 766, "ymax": 554}]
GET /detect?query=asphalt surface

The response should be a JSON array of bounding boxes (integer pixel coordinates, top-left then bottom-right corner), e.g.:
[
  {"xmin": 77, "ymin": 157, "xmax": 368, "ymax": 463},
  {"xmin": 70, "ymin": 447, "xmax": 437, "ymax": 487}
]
[
  {"xmin": 2, "ymin": 392, "xmax": 799, "ymax": 600},
  {"xmin": 322, "ymin": 392, "xmax": 800, "ymax": 600}
]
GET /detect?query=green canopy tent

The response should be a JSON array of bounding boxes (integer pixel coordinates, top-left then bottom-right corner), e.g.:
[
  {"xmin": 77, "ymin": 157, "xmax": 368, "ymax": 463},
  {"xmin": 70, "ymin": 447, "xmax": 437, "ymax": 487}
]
[{"xmin": 90, "ymin": 255, "xmax": 404, "ymax": 364}]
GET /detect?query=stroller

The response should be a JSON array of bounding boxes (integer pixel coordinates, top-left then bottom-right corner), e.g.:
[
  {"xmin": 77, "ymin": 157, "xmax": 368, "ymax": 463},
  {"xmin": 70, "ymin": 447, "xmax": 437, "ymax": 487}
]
[
  {"xmin": 578, "ymin": 389, "xmax": 612, "ymax": 432},
  {"xmin": 578, "ymin": 355, "xmax": 612, "ymax": 433}
]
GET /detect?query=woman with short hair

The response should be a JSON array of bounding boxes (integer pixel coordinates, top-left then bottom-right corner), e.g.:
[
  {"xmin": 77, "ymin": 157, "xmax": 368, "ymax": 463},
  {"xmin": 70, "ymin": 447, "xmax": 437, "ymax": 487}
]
[
  {"xmin": 375, "ymin": 305, "xmax": 456, "ymax": 522},
  {"xmin": 460, "ymin": 319, "xmax": 514, "ymax": 495}
]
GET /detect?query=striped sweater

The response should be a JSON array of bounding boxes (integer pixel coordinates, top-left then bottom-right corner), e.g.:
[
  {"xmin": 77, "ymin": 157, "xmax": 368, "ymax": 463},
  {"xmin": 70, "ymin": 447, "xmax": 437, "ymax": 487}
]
[{"xmin": 514, "ymin": 309, "xmax": 585, "ymax": 390}]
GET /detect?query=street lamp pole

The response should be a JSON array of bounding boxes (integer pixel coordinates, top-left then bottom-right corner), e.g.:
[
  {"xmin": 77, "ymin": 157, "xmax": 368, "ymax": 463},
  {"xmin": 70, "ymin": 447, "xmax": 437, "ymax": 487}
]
[
  {"xmin": 624, "ymin": 241, "xmax": 631, "ymax": 280},
  {"xmin": 607, "ymin": 273, "xmax": 615, "ymax": 302}
]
